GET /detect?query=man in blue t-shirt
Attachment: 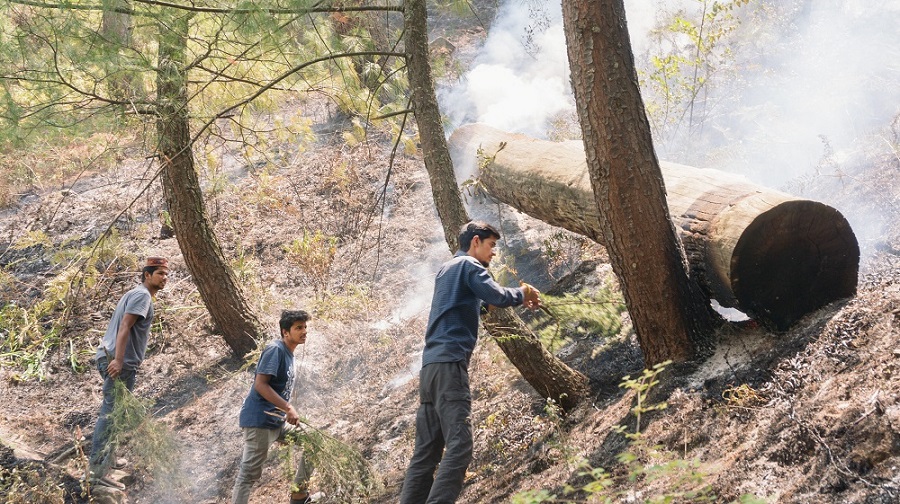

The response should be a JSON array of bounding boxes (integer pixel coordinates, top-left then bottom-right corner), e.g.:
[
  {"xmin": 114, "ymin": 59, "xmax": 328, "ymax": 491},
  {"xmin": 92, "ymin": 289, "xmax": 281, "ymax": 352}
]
[
  {"xmin": 232, "ymin": 310, "xmax": 315, "ymax": 504},
  {"xmin": 400, "ymin": 221, "xmax": 541, "ymax": 504},
  {"xmin": 89, "ymin": 256, "xmax": 169, "ymax": 489}
]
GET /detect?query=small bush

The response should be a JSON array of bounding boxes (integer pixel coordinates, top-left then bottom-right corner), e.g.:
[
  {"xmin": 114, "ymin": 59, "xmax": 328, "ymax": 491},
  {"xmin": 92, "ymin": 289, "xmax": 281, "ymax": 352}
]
[{"xmin": 284, "ymin": 231, "xmax": 338, "ymax": 298}]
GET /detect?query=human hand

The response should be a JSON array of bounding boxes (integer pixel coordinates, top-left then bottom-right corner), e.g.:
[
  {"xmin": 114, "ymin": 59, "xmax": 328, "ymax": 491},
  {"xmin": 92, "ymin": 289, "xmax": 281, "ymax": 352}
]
[
  {"xmin": 106, "ymin": 358, "xmax": 123, "ymax": 378},
  {"xmin": 284, "ymin": 404, "xmax": 300, "ymax": 426},
  {"xmin": 520, "ymin": 282, "xmax": 541, "ymax": 310}
]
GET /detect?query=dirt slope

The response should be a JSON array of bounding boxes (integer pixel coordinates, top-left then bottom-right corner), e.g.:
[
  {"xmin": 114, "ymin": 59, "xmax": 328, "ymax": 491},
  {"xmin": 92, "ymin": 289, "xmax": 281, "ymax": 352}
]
[{"xmin": 2, "ymin": 125, "xmax": 899, "ymax": 504}]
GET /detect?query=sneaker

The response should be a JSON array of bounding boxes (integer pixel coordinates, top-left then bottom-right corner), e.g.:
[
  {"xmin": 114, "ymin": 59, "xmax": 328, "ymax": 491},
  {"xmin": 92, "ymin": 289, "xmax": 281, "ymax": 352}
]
[{"xmin": 112, "ymin": 457, "xmax": 129, "ymax": 470}]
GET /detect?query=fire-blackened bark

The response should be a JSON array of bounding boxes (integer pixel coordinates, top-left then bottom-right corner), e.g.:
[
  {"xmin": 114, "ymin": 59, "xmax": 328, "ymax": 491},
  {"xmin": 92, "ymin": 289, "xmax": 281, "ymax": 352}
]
[
  {"xmin": 561, "ymin": 0, "xmax": 716, "ymax": 364},
  {"xmin": 405, "ymin": 0, "xmax": 588, "ymax": 409},
  {"xmin": 156, "ymin": 11, "xmax": 262, "ymax": 357}
]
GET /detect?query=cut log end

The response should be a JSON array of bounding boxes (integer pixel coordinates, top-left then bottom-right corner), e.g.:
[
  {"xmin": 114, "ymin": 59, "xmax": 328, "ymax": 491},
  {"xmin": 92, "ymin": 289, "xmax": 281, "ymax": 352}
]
[{"xmin": 731, "ymin": 201, "xmax": 860, "ymax": 330}]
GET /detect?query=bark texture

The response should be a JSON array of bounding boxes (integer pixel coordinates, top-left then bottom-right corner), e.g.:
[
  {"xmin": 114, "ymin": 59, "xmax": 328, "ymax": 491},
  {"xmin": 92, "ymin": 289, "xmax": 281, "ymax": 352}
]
[
  {"xmin": 561, "ymin": 0, "xmax": 715, "ymax": 364},
  {"xmin": 481, "ymin": 308, "xmax": 587, "ymax": 411},
  {"xmin": 405, "ymin": 0, "xmax": 588, "ymax": 408},
  {"xmin": 404, "ymin": 0, "xmax": 468, "ymax": 252},
  {"xmin": 156, "ymin": 12, "xmax": 262, "ymax": 357},
  {"xmin": 449, "ymin": 124, "xmax": 860, "ymax": 330}
]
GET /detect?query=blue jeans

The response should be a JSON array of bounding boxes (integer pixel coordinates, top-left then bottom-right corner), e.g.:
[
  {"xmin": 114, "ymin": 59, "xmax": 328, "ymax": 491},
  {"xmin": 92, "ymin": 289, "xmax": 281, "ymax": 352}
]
[
  {"xmin": 400, "ymin": 361, "xmax": 473, "ymax": 504},
  {"xmin": 89, "ymin": 356, "xmax": 136, "ymax": 476}
]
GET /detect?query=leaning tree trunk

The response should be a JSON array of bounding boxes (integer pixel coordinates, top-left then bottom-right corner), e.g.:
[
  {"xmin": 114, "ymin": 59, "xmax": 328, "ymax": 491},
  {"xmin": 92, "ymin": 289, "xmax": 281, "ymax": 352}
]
[
  {"xmin": 405, "ymin": 0, "xmax": 588, "ymax": 409},
  {"xmin": 156, "ymin": 11, "xmax": 262, "ymax": 358},
  {"xmin": 449, "ymin": 124, "xmax": 860, "ymax": 330},
  {"xmin": 562, "ymin": 0, "xmax": 716, "ymax": 365},
  {"xmin": 404, "ymin": 0, "xmax": 468, "ymax": 253}
]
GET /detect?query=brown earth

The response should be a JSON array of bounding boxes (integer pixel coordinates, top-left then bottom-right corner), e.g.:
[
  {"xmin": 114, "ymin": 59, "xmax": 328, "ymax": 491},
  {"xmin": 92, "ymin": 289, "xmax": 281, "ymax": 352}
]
[
  {"xmin": 1, "ymin": 114, "xmax": 899, "ymax": 504},
  {"xmin": 2, "ymin": 12, "xmax": 900, "ymax": 501}
]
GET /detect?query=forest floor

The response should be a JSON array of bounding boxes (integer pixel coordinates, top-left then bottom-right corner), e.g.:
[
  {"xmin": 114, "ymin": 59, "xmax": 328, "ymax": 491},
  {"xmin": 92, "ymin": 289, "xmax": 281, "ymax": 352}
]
[
  {"xmin": 2, "ymin": 108, "xmax": 900, "ymax": 503},
  {"xmin": 2, "ymin": 9, "xmax": 900, "ymax": 504}
]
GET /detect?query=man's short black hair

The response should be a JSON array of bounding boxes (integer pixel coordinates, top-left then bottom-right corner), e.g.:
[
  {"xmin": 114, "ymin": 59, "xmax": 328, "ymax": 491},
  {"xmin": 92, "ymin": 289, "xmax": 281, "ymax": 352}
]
[
  {"xmin": 141, "ymin": 265, "xmax": 162, "ymax": 282},
  {"xmin": 279, "ymin": 310, "xmax": 311, "ymax": 332},
  {"xmin": 458, "ymin": 221, "xmax": 501, "ymax": 251}
]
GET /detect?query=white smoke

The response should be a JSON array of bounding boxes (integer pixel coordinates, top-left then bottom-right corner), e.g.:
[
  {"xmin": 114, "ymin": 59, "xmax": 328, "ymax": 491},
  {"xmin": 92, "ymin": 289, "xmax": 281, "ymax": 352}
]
[
  {"xmin": 441, "ymin": 1, "xmax": 573, "ymax": 137},
  {"xmin": 694, "ymin": 0, "xmax": 900, "ymax": 185},
  {"xmin": 439, "ymin": 0, "xmax": 900, "ymax": 188}
]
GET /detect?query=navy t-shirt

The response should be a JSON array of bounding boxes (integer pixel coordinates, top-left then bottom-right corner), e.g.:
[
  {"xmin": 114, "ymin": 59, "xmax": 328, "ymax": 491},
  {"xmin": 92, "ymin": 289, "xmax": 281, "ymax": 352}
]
[{"xmin": 238, "ymin": 340, "xmax": 295, "ymax": 429}]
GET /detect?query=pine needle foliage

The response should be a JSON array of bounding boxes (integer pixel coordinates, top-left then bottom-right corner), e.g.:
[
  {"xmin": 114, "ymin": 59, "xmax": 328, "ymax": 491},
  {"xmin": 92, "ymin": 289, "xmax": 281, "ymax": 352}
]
[
  {"xmin": 0, "ymin": 235, "xmax": 133, "ymax": 380},
  {"xmin": 107, "ymin": 380, "xmax": 181, "ymax": 484},
  {"xmin": 280, "ymin": 419, "xmax": 381, "ymax": 503},
  {"xmin": 527, "ymin": 289, "xmax": 626, "ymax": 353}
]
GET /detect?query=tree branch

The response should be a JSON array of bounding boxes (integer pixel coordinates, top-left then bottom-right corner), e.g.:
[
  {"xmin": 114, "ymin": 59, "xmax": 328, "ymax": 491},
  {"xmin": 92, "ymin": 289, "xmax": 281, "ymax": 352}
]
[
  {"xmin": 189, "ymin": 50, "xmax": 404, "ymax": 144},
  {"xmin": 9, "ymin": 0, "xmax": 402, "ymax": 16}
]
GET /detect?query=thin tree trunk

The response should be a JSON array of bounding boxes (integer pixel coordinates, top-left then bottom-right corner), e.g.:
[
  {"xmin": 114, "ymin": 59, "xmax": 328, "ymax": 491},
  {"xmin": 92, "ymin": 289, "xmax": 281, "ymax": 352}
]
[
  {"xmin": 404, "ymin": 0, "xmax": 467, "ymax": 253},
  {"xmin": 405, "ymin": 0, "xmax": 588, "ymax": 409},
  {"xmin": 561, "ymin": 0, "xmax": 716, "ymax": 365},
  {"xmin": 155, "ymin": 11, "xmax": 262, "ymax": 358},
  {"xmin": 102, "ymin": 0, "xmax": 141, "ymax": 101}
]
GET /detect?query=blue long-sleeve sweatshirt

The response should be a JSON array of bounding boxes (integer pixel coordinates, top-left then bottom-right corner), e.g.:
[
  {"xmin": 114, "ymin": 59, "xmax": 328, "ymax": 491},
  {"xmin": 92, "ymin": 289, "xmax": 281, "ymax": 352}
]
[{"xmin": 421, "ymin": 251, "xmax": 526, "ymax": 367}]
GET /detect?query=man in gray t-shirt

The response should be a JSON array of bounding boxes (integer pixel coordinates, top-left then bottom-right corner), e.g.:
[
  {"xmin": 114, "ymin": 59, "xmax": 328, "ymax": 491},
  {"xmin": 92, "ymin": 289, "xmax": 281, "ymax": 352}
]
[{"xmin": 88, "ymin": 257, "xmax": 169, "ymax": 489}]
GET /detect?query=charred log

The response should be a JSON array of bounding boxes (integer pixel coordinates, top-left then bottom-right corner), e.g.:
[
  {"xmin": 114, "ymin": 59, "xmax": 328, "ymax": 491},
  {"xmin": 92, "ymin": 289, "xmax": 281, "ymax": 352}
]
[{"xmin": 449, "ymin": 123, "xmax": 860, "ymax": 330}]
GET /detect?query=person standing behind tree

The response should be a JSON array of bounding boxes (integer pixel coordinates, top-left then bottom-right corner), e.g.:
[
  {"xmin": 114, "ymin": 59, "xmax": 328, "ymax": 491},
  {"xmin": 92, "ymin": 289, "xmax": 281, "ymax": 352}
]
[
  {"xmin": 89, "ymin": 256, "xmax": 169, "ymax": 489},
  {"xmin": 232, "ymin": 310, "xmax": 317, "ymax": 504},
  {"xmin": 400, "ymin": 221, "xmax": 542, "ymax": 504}
]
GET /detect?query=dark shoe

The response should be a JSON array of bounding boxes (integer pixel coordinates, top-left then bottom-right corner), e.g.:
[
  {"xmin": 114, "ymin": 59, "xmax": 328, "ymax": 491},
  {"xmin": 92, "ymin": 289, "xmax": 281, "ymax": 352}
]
[{"xmin": 290, "ymin": 491, "xmax": 322, "ymax": 504}]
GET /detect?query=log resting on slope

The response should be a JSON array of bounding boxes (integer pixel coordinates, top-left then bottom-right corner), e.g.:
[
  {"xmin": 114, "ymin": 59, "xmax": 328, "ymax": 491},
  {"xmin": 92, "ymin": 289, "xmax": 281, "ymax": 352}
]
[{"xmin": 448, "ymin": 123, "xmax": 859, "ymax": 330}]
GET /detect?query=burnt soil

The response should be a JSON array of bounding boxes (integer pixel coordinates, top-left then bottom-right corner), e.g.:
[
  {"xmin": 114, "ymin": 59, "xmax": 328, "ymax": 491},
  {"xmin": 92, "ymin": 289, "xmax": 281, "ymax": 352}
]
[{"xmin": 2, "ymin": 16, "xmax": 900, "ymax": 501}]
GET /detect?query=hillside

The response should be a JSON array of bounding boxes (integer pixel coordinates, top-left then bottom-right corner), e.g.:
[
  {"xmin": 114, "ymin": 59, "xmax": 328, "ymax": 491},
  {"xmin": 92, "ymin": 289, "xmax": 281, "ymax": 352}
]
[
  {"xmin": 2, "ymin": 1, "xmax": 900, "ymax": 503},
  {"xmin": 2, "ymin": 103, "xmax": 900, "ymax": 503}
]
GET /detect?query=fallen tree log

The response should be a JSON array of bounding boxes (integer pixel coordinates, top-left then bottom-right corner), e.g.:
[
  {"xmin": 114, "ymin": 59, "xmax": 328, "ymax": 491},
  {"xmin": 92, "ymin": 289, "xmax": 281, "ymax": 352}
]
[{"xmin": 448, "ymin": 123, "xmax": 860, "ymax": 330}]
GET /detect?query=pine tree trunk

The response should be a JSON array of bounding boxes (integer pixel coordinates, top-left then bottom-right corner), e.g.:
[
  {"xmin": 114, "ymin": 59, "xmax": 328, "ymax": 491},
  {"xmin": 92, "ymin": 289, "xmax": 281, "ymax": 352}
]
[
  {"xmin": 404, "ymin": 0, "xmax": 468, "ymax": 253},
  {"xmin": 561, "ymin": 0, "xmax": 716, "ymax": 365},
  {"xmin": 405, "ymin": 0, "xmax": 588, "ymax": 408},
  {"xmin": 102, "ymin": 0, "xmax": 141, "ymax": 101},
  {"xmin": 155, "ymin": 11, "xmax": 262, "ymax": 358}
]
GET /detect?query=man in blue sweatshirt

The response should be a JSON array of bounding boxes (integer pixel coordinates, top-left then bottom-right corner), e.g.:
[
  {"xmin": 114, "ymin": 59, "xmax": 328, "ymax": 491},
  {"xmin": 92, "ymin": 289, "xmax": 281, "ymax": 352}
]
[{"xmin": 400, "ymin": 221, "xmax": 541, "ymax": 504}]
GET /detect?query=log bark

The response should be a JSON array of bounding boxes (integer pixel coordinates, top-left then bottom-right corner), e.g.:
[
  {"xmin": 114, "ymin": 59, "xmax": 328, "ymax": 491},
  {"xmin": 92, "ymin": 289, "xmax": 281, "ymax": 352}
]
[{"xmin": 449, "ymin": 123, "xmax": 860, "ymax": 330}]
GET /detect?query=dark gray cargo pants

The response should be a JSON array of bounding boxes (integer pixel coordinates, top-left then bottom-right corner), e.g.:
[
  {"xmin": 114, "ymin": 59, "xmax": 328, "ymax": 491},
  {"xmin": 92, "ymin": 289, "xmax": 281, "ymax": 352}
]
[{"xmin": 399, "ymin": 361, "xmax": 473, "ymax": 504}]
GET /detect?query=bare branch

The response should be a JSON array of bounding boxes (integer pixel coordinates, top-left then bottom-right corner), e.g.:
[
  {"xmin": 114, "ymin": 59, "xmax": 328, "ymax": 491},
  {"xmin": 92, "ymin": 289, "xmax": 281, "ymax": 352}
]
[
  {"xmin": 8, "ymin": 0, "xmax": 402, "ymax": 16},
  {"xmin": 189, "ymin": 50, "xmax": 404, "ymax": 143}
]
